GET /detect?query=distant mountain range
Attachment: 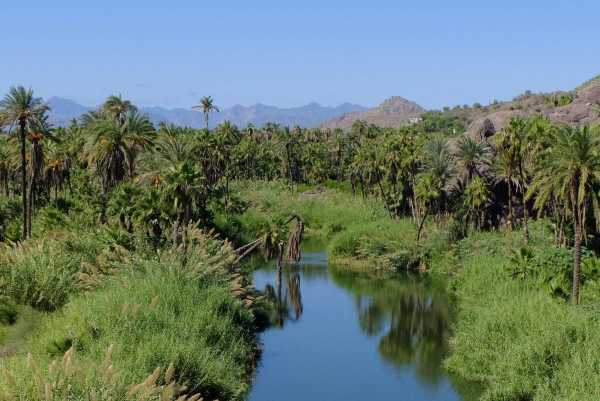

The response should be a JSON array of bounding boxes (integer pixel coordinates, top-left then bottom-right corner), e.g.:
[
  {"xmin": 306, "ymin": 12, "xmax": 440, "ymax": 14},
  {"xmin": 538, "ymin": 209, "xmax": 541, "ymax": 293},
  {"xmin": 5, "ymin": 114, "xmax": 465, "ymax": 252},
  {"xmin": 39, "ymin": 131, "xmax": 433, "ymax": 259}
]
[{"xmin": 46, "ymin": 97, "xmax": 368, "ymax": 129}]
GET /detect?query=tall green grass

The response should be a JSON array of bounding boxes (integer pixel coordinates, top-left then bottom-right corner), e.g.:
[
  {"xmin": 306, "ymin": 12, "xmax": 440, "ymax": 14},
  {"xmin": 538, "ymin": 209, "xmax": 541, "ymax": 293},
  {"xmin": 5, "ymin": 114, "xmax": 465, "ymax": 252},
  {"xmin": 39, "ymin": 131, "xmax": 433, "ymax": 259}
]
[
  {"xmin": 0, "ymin": 248, "xmax": 257, "ymax": 401},
  {"xmin": 444, "ymin": 226, "xmax": 600, "ymax": 401},
  {"xmin": 0, "ymin": 202, "xmax": 258, "ymax": 400}
]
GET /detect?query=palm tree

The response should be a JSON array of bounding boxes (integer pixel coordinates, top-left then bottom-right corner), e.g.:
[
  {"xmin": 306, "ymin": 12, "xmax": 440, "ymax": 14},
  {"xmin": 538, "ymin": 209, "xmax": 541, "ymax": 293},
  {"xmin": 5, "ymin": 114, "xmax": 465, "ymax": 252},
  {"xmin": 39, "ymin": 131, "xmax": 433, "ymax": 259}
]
[
  {"xmin": 0, "ymin": 86, "xmax": 49, "ymax": 239},
  {"xmin": 192, "ymin": 96, "xmax": 220, "ymax": 130},
  {"xmin": 422, "ymin": 136, "xmax": 454, "ymax": 190},
  {"xmin": 86, "ymin": 112, "xmax": 154, "ymax": 222},
  {"xmin": 494, "ymin": 117, "xmax": 528, "ymax": 238},
  {"xmin": 163, "ymin": 162, "xmax": 204, "ymax": 244},
  {"xmin": 528, "ymin": 125, "xmax": 600, "ymax": 305},
  {"xmin": 415, "ymin": 173, "xmax": 442, "ymax": 242},
  {"xmin": 151, "ymin": 124, "xmax": 194, "ymax": 168},
  {"xmin": 492, "ymin": 152, "xmax": 520, "ymax": 230},
  {"xmin": 103, "ymin": 95, "xmax": 137, "ymax": 125},
  {"xmin": 108, "ymin": 182, "xmax": 141, "ymax": 232},
  {"xmin": 121, "ymin": 112, "xmax": 155, "ymax": 179},
  {"xmin": 26, "ymin": 115, "xmax": 55, "ymax": 235},
  {"xmin": 463, "ymin": 176, "xmax": 491, "ymax": 230},
  {"xmin": 0, "ymin": 136, "xmax": 12, "ymax": 196},
  {"xmin": 134, "ymin": 187, "xmax": 169, "ymax": 244},
  {"xmin": 455, "ymin": 136, "xmax": 491, "ymax": 184}
]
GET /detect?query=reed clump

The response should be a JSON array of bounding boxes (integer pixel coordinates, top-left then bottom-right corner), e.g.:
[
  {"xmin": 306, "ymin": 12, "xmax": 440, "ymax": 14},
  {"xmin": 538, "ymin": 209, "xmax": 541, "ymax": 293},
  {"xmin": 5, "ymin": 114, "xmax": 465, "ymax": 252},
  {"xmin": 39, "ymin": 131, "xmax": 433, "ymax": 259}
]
[{"xmin": 0, "ymin": 345, "xmax": 213, "ymax": 401}]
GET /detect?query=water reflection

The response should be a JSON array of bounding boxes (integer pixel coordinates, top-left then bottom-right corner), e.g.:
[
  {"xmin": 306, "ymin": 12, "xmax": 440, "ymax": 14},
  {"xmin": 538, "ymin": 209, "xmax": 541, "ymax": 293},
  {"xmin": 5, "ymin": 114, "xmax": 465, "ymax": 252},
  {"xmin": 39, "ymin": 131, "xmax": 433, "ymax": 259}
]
[
  {"xmin": 263, "ymin": 270, "xmax": 304, "ymax": 327},
  {"xmin": 332, "ymin": 269, "xmax": 452, "ymax": 384},
  {"xmin": 261, "ymin": 262, "xmax": 452, "ymax": 383},
  {"xmin": 250, "ymin": 250, "xmax": 481, "ymax": 401}
]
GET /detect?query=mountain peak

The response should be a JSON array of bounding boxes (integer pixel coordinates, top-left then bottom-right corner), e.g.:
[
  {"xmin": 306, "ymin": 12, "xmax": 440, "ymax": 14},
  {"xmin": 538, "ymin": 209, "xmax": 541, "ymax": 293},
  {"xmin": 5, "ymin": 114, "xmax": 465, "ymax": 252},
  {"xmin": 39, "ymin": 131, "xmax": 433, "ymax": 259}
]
[
  {"xmin": 378, "ymin": 96, "xmax": 425, "ymax": 114},
  {"xmin": 320, "ymin": 96, "xmax": 425, "ymax": 129}
]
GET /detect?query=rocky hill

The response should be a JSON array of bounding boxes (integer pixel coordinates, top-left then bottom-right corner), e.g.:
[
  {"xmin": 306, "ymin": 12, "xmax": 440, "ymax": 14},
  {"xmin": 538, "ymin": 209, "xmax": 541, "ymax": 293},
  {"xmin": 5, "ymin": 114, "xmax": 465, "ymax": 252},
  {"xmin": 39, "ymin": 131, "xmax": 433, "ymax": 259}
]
[
  {"xmin": 463, "ymin": 76, "xmax": 600, "ymax": 138},
  {"xmin": 320, "ymin": 96, "xmax": 426, "ymax": 129}
]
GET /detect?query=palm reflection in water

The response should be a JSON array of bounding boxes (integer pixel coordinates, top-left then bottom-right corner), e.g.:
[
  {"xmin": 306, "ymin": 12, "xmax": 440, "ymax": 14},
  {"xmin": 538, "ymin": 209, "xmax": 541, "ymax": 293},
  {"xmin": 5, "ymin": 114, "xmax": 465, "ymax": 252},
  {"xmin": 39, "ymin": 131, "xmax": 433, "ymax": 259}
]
[
  {"xmin": 332, "ymin": 269, "xmax": 452, "ymax": 384},
  {"xmin": 263, "ymin": 269, "xmax": 304, "ymax": 328}
]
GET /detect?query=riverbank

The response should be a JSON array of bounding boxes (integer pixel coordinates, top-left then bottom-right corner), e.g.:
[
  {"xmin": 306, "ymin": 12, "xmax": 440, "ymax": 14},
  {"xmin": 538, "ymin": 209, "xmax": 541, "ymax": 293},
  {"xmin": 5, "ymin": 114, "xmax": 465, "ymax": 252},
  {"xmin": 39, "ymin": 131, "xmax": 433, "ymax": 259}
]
[
  {"xmin": 219, "ymin": 180, "xmax": 437, "ymax": 272},
  {"xmin": 0, "ymin": 212, "xmax": 259, "ymax": 400},
  {"xmin": 226, "ymin": 181, "xmax": 600, "ymax": 401}
]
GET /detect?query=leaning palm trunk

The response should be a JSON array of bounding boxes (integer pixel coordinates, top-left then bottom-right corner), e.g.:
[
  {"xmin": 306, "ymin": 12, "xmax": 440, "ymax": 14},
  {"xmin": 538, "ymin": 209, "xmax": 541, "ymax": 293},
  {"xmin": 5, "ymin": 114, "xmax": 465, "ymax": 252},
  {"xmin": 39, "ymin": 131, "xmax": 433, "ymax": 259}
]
[
  {"xmin": 416, "ymin": 209, "xmax": 429, "ymax": 242},
  {"xmin": 376, "ymin": 178, "xmax": 393, "ymax": 219}
]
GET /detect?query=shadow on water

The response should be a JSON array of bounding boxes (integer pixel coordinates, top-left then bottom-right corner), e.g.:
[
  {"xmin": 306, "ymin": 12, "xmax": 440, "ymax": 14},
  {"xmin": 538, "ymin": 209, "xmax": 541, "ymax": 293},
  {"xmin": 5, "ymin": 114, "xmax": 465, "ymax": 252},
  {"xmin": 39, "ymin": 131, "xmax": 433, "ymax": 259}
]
[{"xmin": 249, "ymin": 247, "xmax": 482, "ymax": 401}]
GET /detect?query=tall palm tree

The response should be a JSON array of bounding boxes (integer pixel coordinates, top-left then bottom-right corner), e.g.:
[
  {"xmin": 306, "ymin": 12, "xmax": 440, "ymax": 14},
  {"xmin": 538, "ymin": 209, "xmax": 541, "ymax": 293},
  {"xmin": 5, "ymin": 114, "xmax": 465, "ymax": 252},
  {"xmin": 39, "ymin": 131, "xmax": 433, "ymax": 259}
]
[
  {"xmin": 122, "ymin": 112, "xmax": 155, "ymax": 178},
  {"xmin": 528, "ymin": 125, "xmax": 600, "ymax": 305},
  {"xmin": 26, "ymin": 115, "xmax": 55, "ymax": 235},
  {"xmin": 102, "ymin": 95, "xmax": 137, "ymax": 125},
  {"xmin": 423, "ymin": 136, "xmax": 454, "ymax": 191},
  {"xmin": 415, "ymin": 173, "xmax": 442, "ymax": 241},
  {"xmin": 192, "ymin": 96, "xmax": 220, "ymax": 130},
  {"xmin": 455, "ymin": 136, "xmax": 491, "ymax": 185},
  {"xmin": 0, "ymin": 86, "xmax": 49, "ymax": 239},
  {"xmin": 492, "ymin": 152, "xmax": 520, "ymax": 230},
  {"xmin": 494, "ymin": 117, "xmax": 528, "ymax": 239},
  {"xmin": 164, "ymin": 161, "xmax": 204, "ymax": 244},
  {"xmin": 0, "ymin": 136, "xmax": 12, "ymax": 196},
  {"xmin": 86, "ymin": 112, "xmax": 154, "ymax": 222},
  {"xmin": 463, "ymin": 176, "xmax": 491, "ymax": 230}
]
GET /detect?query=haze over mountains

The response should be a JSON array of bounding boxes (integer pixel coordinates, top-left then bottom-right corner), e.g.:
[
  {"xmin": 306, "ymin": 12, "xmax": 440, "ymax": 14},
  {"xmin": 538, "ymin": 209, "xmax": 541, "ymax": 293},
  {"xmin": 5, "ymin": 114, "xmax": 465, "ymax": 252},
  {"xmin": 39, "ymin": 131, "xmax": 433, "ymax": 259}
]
[
  {"xmin": 45, "ymin": 74, "xmax": 600, "ymax": 133},
  {"xmin": 46, "ymin": 97, "xmax": 368, "ymax": 129}
]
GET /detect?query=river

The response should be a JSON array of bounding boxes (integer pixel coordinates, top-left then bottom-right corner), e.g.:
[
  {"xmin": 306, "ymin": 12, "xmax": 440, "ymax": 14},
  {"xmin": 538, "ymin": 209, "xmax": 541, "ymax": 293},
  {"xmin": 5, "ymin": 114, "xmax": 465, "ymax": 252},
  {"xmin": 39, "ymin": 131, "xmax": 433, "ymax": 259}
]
[{"xmin": 248, "ymin": 247, "xmax": 479, "ymax": 401}]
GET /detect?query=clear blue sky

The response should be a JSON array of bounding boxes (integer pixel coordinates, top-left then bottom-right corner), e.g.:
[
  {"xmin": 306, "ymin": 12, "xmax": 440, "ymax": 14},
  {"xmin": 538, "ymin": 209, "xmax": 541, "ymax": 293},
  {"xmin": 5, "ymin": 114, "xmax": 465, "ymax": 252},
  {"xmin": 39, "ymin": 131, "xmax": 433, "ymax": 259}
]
[{"xmin": 1, "ymin": 1, "xmax": 599, "ymax": 110}]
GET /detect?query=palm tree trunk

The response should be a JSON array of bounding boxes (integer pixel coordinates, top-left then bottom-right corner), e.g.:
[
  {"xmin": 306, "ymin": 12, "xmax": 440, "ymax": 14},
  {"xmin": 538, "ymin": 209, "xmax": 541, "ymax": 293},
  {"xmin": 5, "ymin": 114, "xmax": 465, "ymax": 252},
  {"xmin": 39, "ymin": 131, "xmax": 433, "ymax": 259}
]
[
  {"xmin": 522, "ymin": 190, "xmax": 529, "ymax": 244},
  {"xmin": 27, "ymin": 179, "xmax": 34, "ymax": 237},
  {"xmin": 416, "ymin": 209, "xmax": 429, "ymax": 242},
  {"xmin": 519, "ymin": 166, "xmax": 529, "ymax": 243},
  {"xmin": 100, "ymin": 187, "xmax": 108, "ymax": 224},
  {"xmin": 507, "ymin": 179, "xmax": 513, "ymax": 230},
  {"xmin": 377, "ymin": 179, "xmax": 393, "ymax": 218},
  {"xmin": 19, "ymin": 118, "xmax": 28, "ymax": 239},
  {"xmin": 572, "ymin": 216, "xmax": 582, "ymax": 305}
]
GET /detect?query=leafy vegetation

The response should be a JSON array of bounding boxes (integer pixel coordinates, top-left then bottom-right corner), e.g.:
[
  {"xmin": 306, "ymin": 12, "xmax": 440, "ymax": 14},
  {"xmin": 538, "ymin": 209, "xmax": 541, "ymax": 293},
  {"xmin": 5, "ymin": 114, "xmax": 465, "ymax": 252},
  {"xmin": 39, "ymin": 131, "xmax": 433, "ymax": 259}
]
[
  {"xmin": 443, "ymin": 226, "xmax": 600, "ymax": 401},
  {"xmin": 2, "ymin": 86, "xmax": 600, "ymax": 400}
]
